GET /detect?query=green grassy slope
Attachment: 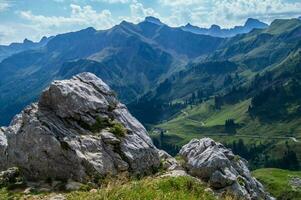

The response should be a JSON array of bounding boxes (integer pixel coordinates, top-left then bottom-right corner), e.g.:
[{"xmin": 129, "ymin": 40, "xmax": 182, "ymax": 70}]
[
  {"xmin": 0, "ymin": 176, "xmax": 216, "ymax": 200},
  {"xmin": 156, "ymin": 99, "xmax": 301, "ymax": 141},
  {"xmin": 253, "ymin": 168, "xmax": 301, "ymax": 200},
  {"xmin": 153, "ymin": 99, "xmax": 301, "ymax": 168}
]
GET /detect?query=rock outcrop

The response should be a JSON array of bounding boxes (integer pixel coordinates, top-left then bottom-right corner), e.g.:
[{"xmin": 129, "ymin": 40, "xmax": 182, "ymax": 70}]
[
  {"xmin": 0, "ymin": 73, "xmax": 160, "ymax": 182},
  {"xmin": 179, "ymin": 138, "xmax": 273, "ymax": 200}
]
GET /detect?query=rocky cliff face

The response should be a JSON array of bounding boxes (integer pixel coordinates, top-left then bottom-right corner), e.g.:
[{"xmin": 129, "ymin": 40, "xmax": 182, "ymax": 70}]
[
  {"xmin": 0, "ymin": 72, "xmax": 160, "ymax": 182},
  {"xmin": 179, "ymin": 138, "xmax": 273, "ymax": 200}
]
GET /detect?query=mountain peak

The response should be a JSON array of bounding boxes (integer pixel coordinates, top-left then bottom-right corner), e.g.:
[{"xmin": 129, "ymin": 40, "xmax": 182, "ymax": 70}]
[
  {"xmin": 210, "ymin": 24, "xmax": 221, "ymax": 31},
  {"xmin": 244, "ymin": 18, "xmax": 268, "ymax": 28},
  {"xmin": 144, "ymin": 16, "xmax": 163, "ymax": 25},
  {"xmin": 23, "ymin": 38, "xmax": 33, "ymax": 44},
  {"xmin": 184, "ymin": 23, "xmax": 198, "ymax": 29},
  {"xmin": 82, "ymin": 27, "xmax": 97, "ymax": 33},
  {"xmin": 185, "ymin": 23, "xmax": 192, "ymax": 27},
  {"xmin": 119, "ymin": 20, "xmax": 132, "ymax": 26}
]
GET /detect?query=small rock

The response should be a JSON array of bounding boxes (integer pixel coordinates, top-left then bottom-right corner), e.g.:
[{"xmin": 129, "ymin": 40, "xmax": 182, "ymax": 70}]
[
  {"xmin": 0, "ymin": 167, "xmax": 23, "ymax": 187},
  {"xmin": 49, "ymin": 194, "xmax": 66, "ymax": 200},
  {"xmin": 204, "ymin": 187, "xmax": 214, "ymax": 193},
  {"xmin": 65, "ymin": 180, "xmax": 83, "ymax": 191},
  {"xmin": 23, "ymin": 187, "xmax": 34, "ymax": 194},
  {"xmin": 90, "ymin": 188, "xmax": 98, "ymax": 193},
  {"xmin": 290, "ymin": 177, "xmax": 301, "ymax": 188},
  {"xmin": 161, "ymin": 170, "xmax": 188, "ymax": 177},
  {"xmin": 38, "ymin": 187, "xmax": 52, "ymax": 193}
]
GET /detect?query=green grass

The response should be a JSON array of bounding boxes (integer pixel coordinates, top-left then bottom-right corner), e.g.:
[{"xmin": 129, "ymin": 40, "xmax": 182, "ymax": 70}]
[
  {"xmin": 266, "ymin": 19, "xmax": 301, "ymax": 35},
  {"xmin": 67, "ymin": 176, "xmax": 216, "ymax": 200},
  {"xmin": 157, "ymin": 99, "xmax": 250, "ymax": 134},
  {"xmin": 0, "ymin": 188, "xmax": 23, "ymax": 200},
  {"xmin": 156, "ymin": 99, "xmax": 253, "ymax": 147},
  {"xmin": 154, "ymin": 99, "xmax": 301, "ymax": 162},
  {"xmin": 158, "ymin": 98, "xmax": 301, "ymax": 139},
  {"xmin": 0, "ymin": 176, "xmax": 217, "ymax": 200},
  {"xmin": 253, "ymin": 168, "xmax": 301, "ymax": 200}
]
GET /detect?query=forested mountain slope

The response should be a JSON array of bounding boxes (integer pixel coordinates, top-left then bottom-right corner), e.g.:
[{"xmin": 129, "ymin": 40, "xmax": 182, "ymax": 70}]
[
  {"xmin": 0, "ymin": 18, "xmax": 222, "ymax": 125},
  {"xmin": 130, "ymin": 18, "xmax": 301, "ymax": 126},
  {"xmin": 146, "ymin": 19, "xmax": 301, "ymax": 170}
]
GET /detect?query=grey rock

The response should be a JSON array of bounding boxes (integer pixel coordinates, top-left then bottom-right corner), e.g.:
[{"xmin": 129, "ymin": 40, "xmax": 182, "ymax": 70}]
[
  {"xmin": 158, "ymin": 150, "xmax": 183, "ymax": 171},
  {"xmin": 290, "ymin": 177, "xmax": 301, "ymax": 189},
  {"xmin": 0, "ymin": 167, "xmax": 23, "ymax": 186},
  {"xmin": 180, "ymin": 138, "xmax": 274, "ymax": 200},
  {"xmin": 90, "ymin": 188, "xmax": 98, "ymax": 193},
  {"xmin": 1, "ymin": 72, "xmax": 160, "ymax": 182},
  {"xmin": 161, "ymin": 170, "xmax": 188, "ymax": 178},
  {"xmin": 49, "ymin": 194, "xmax": 66, "ymax": 200},
  {"xmin": 65, "ymin": 180, "xmax": 83, "ymax": 191},
  {"xmin": 209, "ymin": 168, "xmax": 236, "ymax": 188},
  {"xmin": 0, "ymin": 128, "xmax": 7, "ymax": 169},
  {"xmin": 100, "ymin": 130, "xmax": 121, "ymax": 144},
  {"xmin": 23, "ymin": 187, "xmax": 35, "ymax": 194}
]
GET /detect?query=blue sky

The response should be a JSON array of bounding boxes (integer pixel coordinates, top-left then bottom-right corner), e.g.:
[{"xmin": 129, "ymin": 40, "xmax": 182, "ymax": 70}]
[{"xmin": 0, "ymin": 0, "xmax": 300, "ymax": 44}]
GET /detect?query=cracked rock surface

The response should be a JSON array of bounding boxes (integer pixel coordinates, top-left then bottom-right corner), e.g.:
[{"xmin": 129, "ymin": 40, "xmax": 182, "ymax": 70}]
[{"xmin": 0, "ymin": 72, "xmax": 160, "ymax": 182}]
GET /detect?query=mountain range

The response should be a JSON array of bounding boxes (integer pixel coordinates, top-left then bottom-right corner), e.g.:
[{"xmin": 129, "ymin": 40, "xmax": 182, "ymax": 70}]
[
  {"xmin": 0, "ymin": 16, "xmax": 271, "ymax": 126},
  {"xmin": 181, "ymin": 18, "xmax": 268, "ymax": 37},
  {"xmin": 0, "ymin": 17, "xmax": 225, "ymax": 125},
  {"xmin": 0, "ymin": 16, "xmax": 301, "ymax": 171},
  {"xmin": 0, "ymin": 36, "xmax": 52, "ymax": 62}
]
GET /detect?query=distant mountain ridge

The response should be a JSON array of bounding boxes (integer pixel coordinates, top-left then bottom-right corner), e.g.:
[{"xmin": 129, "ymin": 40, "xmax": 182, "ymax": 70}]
[
  {"xmin": 181, "ymin": 18, "xmax": 268, "ymax": 37},
  {"xmin": 0, "ymin": 36, "xmax": 52, "ymax": 62}
]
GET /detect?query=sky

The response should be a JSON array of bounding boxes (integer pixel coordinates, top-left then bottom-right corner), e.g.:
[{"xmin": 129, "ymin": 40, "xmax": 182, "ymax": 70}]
[{"xmin": 0, "ymin": 0, "xmax": 300, "ymax": 45}]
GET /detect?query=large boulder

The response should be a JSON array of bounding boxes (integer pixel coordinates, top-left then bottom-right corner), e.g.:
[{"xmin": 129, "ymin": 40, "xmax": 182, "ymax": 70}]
[
  {"xmin": 1, "ymin": 73, "xmax": 160, "ymax": 182},
  {"xmin": 179, "ymin": 138, "xmax": 274, "ymax": 200}
]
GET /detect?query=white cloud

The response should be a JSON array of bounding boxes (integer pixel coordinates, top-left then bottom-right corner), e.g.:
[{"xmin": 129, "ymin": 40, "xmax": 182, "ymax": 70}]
[
  {"xmin": 121, "ymin": 0, "xmax": 160, "ymax": 23},
  {"xmin": 159, "ymin": 0, "xmax": 301, "ymax": 28},
  {"xmin": 3, "ymin": 4, "xmax": 117, "ymax": 44},
  {"xmin": 159, "ymin": 0, "xmax": 200, "ymax": 6},
  {"xmin": 9, "ymin": 1, "xmax": 160, "ymax": 44},
  {"xmin": 2, "ymin": 0, "xmax": 300, "ymax": 45},
  {"xmin": 94, "ymin": 0, "xmax": 130, "ymax": 3},
  {"xmin": 0, "ymin": 23, "xmax": 40, "ymax": 45},
  {"xmin": 20, "ymin": 4, "xmax": 115, "ymax": 29},
  {"xmin": 0, "ymin": 1, "xmax": 10, "ymax": 12}
]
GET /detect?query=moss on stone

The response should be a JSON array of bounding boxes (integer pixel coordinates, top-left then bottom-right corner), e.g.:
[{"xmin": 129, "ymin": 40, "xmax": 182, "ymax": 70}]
[{"xmin": 109, "ymin": 122, "xmax": 127, "ymax": 137}]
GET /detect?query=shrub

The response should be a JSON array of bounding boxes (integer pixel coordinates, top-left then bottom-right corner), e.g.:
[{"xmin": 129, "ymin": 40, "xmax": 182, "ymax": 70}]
[
  {"xmin": 110, "ymin": 122, "xmax": 127, "ymax": 137},
  {"xmin": 90, "ymin": 117, "xmax": 111, "ymax": 132}
]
